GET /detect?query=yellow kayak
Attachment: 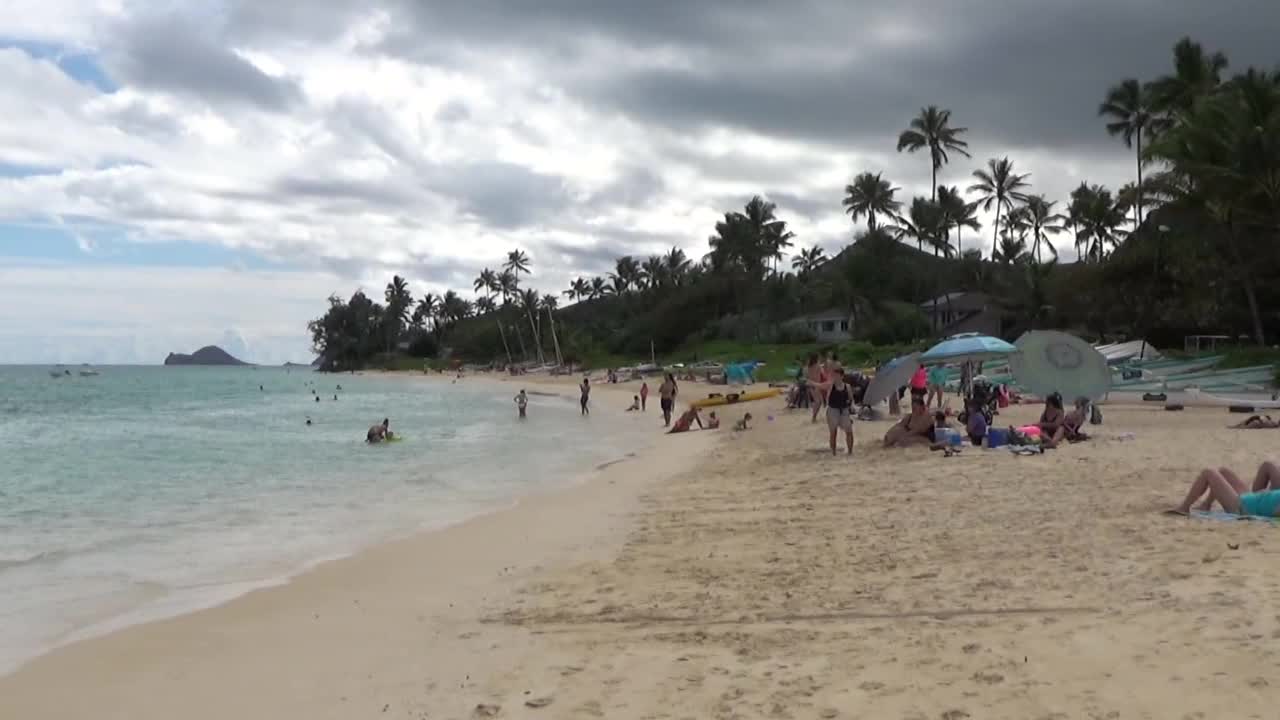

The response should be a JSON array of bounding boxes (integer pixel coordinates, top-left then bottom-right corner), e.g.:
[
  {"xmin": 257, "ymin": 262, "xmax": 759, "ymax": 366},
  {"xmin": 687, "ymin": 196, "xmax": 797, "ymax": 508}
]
[{"xmin": 690, "ymin": 388, "xmax": 783, "ymax": 409}]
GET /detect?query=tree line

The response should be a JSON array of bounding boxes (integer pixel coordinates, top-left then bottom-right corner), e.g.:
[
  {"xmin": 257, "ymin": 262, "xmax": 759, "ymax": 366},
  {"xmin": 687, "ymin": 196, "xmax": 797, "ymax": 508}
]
[{"xmin": 310, "ymin": 35, "xmax": 1280, "ymax": 370}]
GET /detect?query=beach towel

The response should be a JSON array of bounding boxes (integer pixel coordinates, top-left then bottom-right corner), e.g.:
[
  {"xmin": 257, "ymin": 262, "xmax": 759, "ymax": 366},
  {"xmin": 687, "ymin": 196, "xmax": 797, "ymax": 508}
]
[{"xmin": 1190, "ymin": 510, "xmax": 1280, "ymax": 524}]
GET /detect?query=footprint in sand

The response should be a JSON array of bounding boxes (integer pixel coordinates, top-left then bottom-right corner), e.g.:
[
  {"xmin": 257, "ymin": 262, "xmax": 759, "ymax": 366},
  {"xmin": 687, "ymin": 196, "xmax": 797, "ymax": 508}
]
[{"xmin": 971, "ymin": 671, "xmax": 1004, "ymax": 685}]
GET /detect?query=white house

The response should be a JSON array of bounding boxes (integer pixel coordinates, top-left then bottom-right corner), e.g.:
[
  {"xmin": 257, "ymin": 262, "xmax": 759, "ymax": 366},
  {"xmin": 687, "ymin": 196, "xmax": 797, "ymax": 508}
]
[{"xmin": 791, "ymin": 308, "xmax": 854, "ymax": 342}]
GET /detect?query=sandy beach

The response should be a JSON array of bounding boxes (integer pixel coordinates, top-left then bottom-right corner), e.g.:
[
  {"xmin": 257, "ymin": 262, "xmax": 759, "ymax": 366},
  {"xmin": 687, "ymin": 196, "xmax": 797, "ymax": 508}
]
[{"xmin": 4, "ymin": 375, "xmax": 1280, "ymax": 719}]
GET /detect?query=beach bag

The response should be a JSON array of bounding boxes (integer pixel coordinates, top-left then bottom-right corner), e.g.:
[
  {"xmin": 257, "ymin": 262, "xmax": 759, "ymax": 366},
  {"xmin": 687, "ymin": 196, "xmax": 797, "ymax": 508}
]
[{"xmin": 1090, "ymin": 404, "xmax": 1103, "ymax": 425}]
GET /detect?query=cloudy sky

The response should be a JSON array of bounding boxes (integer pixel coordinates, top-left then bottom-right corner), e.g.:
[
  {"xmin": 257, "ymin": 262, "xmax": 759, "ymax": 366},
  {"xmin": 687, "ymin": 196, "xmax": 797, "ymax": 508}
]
[{"xmin": 1, "ymin": 1, "xmax": 1275, "ymax": 364}]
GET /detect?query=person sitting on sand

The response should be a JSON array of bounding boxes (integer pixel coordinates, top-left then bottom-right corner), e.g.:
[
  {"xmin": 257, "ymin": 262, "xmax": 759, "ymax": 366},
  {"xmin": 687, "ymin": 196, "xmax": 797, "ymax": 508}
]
[
  {"xmin": 1231, "ymin": 415, "xmax": 1280, "ymax": 429},
  {"xmin": 733, "ymin": 412, "xmax": 753, "ymax": 431},
  {"xmin": 883, "ymin": 397, "xmax": 934, "ymax": 447},
  {"xmin": 514, "ymin": 389, "xmax": 529, "ymax": 419},
  {"xmin": 668, "ymin": 407, "xmax": 704, "ymax": 434},
  {"xmin": 626, "ymin": 395, "xmax": 641, "ymax": 412},
  {"xmin": 707, "ymin": 411, "xmax": 720, "ymax": 429},
  {"xmin": 965, "ymin": 399, "xmax": 988, "ymax": 446},
  {"xmin": 1168, "ymin": 462, "xmax": 1280, "ymax": 518},
  {"xmin": 1037, "ymin": 392, "xmax": 1066, "ymax": 437},
  {"xmin": 366, "ymin": 418, "xmax": 391, "ymax": 443},
  {"xmin": 1042, "ymin": 397, "xmax": 1091, "ymax": 448}
]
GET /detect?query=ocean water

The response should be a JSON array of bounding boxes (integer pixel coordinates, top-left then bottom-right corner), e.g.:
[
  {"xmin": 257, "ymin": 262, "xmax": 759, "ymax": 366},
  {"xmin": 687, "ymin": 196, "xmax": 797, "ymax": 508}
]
[{"xmin": 0, "ymin": 366, "xmax": 647, "ymax": 674}]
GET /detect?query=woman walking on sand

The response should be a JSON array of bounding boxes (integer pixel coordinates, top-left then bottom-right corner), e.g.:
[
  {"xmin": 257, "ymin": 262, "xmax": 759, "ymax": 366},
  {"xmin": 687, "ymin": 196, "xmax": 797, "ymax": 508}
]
[
  {"xmin": 659, "ymin": 373, "xmax": 678, "ymax": 426},
  {"xmin": 640, "ymin": 381, "xmax": 649, "ymax": 412}
]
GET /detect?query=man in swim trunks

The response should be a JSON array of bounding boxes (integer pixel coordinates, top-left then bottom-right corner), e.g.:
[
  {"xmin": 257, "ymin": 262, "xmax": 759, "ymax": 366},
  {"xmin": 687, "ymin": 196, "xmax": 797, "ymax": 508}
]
[
  {"xmin": 659, "ymin": 373, "xmax": 678, "ymax": 426},
  {"xmin": 579, "ymin": 378, "xmax": 591, "ymax": 415},
  {"xmin": 514, "ymin": 389, "xmax": 529, "ymax": 419}
]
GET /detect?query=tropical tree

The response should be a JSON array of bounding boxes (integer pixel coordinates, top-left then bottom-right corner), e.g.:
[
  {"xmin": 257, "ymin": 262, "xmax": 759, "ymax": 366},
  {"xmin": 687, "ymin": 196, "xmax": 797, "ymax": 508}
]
[
  {"xmin": 791, "ymin": 245, "xmax": 827, "ymax": 276},
  {"xmin": 1018, "ymin": 195, "xmax": 1068, "ymax": 264},
  {"xmin": 519, "ymin": 287, "xmax": 545, "ymax": 364},
  {"xmin": 382, "ymin": 275, "xmax": 413, "ymax": 353},
  {"xmin": 1147, "ymin": 36, "xmax": 1228, "ymax": 117},
  {"xmin": 896, "ymin": 106, "xmax": 971, "ymax": 202},
  {"xmin": 641, "ymin": 255, "xmax": 666, "ymax": 290},
  {"xmin": 741, "ymin": 195, "xmax": 794, "ymax": 274},
  {"xmin": 1072, "ymin": 184, "xmax": 1130, "ymax": 262},
  {"xmin": 663, "ymin": 247, "xmax": 691, "ymax": 285},
  {"xmin": 415, "ymin": 292, "xmax": 439, "ymax": 333},
  {"xmin": 894, "ymin": 196, "xmax": 949, "ymax": 255},
  {"xmin": 842, "ymin": 171, "xmax": 903, "ymax": 231},
  {"xmin": 969, "ymin": 157, "xmax": 1031, "ymax": 259},
  {"xmin": 503, "ymin": 249, "xmax": 531, "ymax": 277},
  {"xmin": 936, "ymin": 185, "xmax": 981, "ymax": 256},
  {"xmin": 589, "ymin": 276, "xmax": 606, "ymax": 299},
  {"xmin": 541, "ymin": 293, "xmax": 563, "ymax": 366},
  {"xmin": 475, "ymin": 295, "xmax": 497, "ymax": 315},
  {"xmin": 474, "ymin": 267, "xmax": 511, "ymax": 363},
  {"xmin": 993, "ymin": 233, "xmax": 1028, "ymax": 264},
  {"xmin": 497, "ymin": 269, "xmax": 519, "ymax": 301},
  {"xmin": 564, "ymin": 277, "xmax": 590, "ymax": 301},
  {"xmin": 1100, "ymin": 78, "xmax": 1159, "ymax": 225}
]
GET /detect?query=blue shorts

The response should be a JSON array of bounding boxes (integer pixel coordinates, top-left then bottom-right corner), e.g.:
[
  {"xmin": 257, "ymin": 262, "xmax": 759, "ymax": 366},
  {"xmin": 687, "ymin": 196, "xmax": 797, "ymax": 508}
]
[{"xmin": 1239, "ymin": 490, "xmax": 1280, "ymax": 518}]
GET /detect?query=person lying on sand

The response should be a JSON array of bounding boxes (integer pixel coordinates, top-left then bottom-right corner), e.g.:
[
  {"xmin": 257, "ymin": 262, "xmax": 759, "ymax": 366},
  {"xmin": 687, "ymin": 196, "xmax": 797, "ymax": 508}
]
[
  {"xmin": 1168, "ymin": 462, "xmax": 1280, "ymax": 518},
  {"xmin": 733, "ymin": 412, "xmax": 753, "ymax": 431},
  {"xmin": 883, "ymin": 397, "xmax": 934, "ymax": 447},
  {"xmin": 1230, "ymin": 415, "xmax": 1280, "ymax": 429},
  {"xmin": 668, "ymin": 407, "xmax": 703, "ymax": 434}
]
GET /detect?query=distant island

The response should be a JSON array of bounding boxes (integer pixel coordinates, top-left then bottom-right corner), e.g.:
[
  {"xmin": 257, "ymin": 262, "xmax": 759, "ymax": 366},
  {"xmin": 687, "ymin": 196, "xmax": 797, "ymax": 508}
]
[{"xmin": 164, "ymin": 345, "xmax": 249, "ymax": 366}]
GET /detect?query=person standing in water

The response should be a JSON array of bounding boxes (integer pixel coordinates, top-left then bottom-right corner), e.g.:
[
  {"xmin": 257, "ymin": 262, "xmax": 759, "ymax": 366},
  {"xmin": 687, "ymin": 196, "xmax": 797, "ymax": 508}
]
[
  {"xmin": 366, "ymin": 418, "xmax": 391, "ymax": 443},
  {"xmin": 514, "ymin": 389, "xmax": 529, "ymax": 419},
  {"xmin": 640, "ymin": 381, "xmax": 649, "ymax": 412},
  {"xmin": 658, "ymin": 373, "xmax": 678, "ymax": 427},
  {"xmin": 579, "ymin": 378, "xmax": 591, "ymax": 415}
]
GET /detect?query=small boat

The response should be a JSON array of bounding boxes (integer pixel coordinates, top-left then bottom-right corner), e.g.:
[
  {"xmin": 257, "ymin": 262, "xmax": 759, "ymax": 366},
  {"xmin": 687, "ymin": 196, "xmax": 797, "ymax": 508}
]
[{"xmin": 79, "ymin": 368, "xmax": 100, "ymax": 377}]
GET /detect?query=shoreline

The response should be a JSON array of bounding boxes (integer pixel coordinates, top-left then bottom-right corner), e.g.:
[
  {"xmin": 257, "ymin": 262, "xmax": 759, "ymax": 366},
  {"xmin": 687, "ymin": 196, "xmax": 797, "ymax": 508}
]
[{"xmin": 0, "ymin": 372, "xmax": 675, "ymax": 685}]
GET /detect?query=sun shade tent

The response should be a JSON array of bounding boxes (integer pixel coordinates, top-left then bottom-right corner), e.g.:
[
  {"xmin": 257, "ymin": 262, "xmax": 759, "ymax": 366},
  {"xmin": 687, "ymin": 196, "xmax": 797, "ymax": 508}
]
[
  {"xmin": 1009, "ymin": 330, "xmax": 1112, "ymax": 401},
  {"xmin": 919, "ymin": 333, "xmax": 1018, "ymax": 365},
  {"xmin": 862, "ymin": 352, "xmax": 920, "ymax": 406}
]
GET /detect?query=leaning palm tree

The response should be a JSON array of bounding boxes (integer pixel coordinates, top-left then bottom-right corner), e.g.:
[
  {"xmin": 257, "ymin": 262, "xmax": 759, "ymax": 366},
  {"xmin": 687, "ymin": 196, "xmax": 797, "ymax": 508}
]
[
  {"xmin": 540, "ymin": 294, "xmax": 563, "ymax": 366},
  {"xmin": 896, "ymin": 106, "xmax": 971, "ymax": 202},
  {"xmin": 842, "ymin": 171, "xmax": 902, "ymax": 231},
  {"xmin": 790, "ymin": 245, "xmax": 827, "ymax": 277},
  {"xmin": 474, "ymin": 267, "xmax": 511, "ymax": 363},
  {"xmin": 1099, "ymin": 78, "xmax": 1159, "ymax": 225},
  {"xmin": 1020, "ymin": 195, "xmax": 1068, "ymax": 264},
  {"xmin": 969, "ymin": 157, "xmax": 1031, "ymax": 259},
  {"xmin": 518, "ymin": 287, "xmax": 545, "ymax": 364}
]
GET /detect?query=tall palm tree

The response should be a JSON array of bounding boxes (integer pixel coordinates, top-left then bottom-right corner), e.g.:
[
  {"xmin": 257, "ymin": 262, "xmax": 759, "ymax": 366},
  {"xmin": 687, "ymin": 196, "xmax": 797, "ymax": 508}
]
[
  {"xmin": 894, "ymin": 196, "xmax": 949, "ymax": 255},
  {"xmin": 1072, "ymin": 184, "xmax": 1129, "ymax": 262},
  {"xmin": 416, "ymin": 292, "xmax": 439, "ymax": 333},
  {"xmin": 842, "ymin": 171, "xmax": 902, "ymax": 231},
  {"xmin": 896, "ymin": 106, "xmax": 971, "ymax": 202},
  {"xmin": 1147, "ymin": 36, "xmax": 1228, "ymax": 118},
  {"xmin": 611, "ymin": 256, "xmax": 641, "ymax": 294},
  {"xmin": 741, "ymin": 196, "xmax": 793, "ymax": 274},
  {"xmin": 1019, "ymin": 195, "xmax": 1068, "ymax": 264},
  {"xmin": 518, "ymin": 287, "xmax": 544, "ymax": 364},
  {"xmin": 497, "ymin": 269, "xmax": 519, "ymax": 301},
  {"xmin": 383, "ymin": 275, "xmax": 412, "ymax": 353},
  {"xmin": 969, "ymin": 157, "xmax": 1031, "ymax": 259},
  {"xmin": 474, "ymin": 295, "xmax": 497, "ymax": 315},
  {"xmin": 474, "ymin": 267, "xmax": 510, "ymax": 363},
  {"xmin": 564, "ymin": 277, "xmax": 589, "ymax": 301},
  {"xmin": 541, "ymin": 293, "xmax": 563, "ymax": 366},
  {"xmin": 503, "ymin": 249, "xmax": 531, "ymax": 277},
  {"xmin": 994, "ymin": 233, "xmax": 1028, "ymax": 264},
  {"xmin": 936, "ymin": 185, "xmax": 981, "ymax": 256},
  {"xmin": 1100, "ymin": 78, "xmax": 1158, "ymax": 225},
  {"xmin": 790, "ymin": 245, "xmax": 827, "ymax": 276},
  {"xmin": 1067, "ymin": 182, "xmax": 1093, "ymax": 260},
  {"xmin": 589, "ymin": 276, "xmax": 606, "ymax": 299},
  {"xmin": 641, "ymin": 255, "xmax": 666, "ymax": 290}
]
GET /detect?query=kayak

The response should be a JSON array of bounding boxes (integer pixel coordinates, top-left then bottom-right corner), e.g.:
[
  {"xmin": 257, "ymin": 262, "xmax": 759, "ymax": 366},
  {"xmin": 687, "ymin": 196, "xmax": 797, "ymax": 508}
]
[{"xmin": 690, "ymin": 388, "xmax": 783, "ymax": 409}]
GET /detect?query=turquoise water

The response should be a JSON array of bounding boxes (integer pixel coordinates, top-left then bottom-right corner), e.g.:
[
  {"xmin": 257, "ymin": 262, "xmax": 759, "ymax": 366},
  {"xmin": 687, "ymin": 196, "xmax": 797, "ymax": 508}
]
[{"xmin": 0, "ymin": 366, "xmax": 646, "ymax": 673}]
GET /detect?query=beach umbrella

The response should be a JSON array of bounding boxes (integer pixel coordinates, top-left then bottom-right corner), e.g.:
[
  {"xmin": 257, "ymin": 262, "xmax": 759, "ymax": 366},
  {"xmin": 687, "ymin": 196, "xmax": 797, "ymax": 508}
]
[
  {"xmin": 1010, "ymin": 330, "xmax": 1111, "ymax": 401},
  {"xmin": 863, "ymin": 352, "xmax": 920, "ymax": 406},
  {"xmin": 920, "ymin": 333, "xmax": 1017, "ymax": 365}
]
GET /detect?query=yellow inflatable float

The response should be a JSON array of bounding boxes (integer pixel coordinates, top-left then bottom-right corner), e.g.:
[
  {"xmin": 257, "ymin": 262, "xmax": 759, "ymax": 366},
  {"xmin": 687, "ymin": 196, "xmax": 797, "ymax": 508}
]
[{"xmin": 689, "ymin": 388, "xmax": 783, "ymax": 409}]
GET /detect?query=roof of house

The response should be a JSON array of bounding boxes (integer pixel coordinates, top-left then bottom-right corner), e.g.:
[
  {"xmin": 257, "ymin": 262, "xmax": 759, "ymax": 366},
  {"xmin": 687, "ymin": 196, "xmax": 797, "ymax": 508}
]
[{"xmin": 919, "ymin": 291, "xmax": 990, "ymax": 310}]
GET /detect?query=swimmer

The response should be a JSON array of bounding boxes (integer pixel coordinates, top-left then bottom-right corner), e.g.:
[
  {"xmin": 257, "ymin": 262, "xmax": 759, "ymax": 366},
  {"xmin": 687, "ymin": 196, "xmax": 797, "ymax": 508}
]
[
  {"xmin": 514, "ymin": 389, "xmax": 529, "ymax": 419},
  {"xmin": 367, "ymin": 418, "xmax": 391, "ymax": 443}
]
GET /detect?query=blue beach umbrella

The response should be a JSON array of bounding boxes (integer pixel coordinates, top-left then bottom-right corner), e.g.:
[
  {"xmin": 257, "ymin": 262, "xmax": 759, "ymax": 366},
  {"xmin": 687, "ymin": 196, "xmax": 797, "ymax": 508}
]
[
  {"xmin": 863, "ymin": 352, "xmax": 920, "ymax": 406},
  {"xmin": 920, "ymin": 333, "xmax": 1017, "ymax": 365},
  {"xmin": 1009, "ymin": 330, "xmax": 1112, "ymax": 401}
]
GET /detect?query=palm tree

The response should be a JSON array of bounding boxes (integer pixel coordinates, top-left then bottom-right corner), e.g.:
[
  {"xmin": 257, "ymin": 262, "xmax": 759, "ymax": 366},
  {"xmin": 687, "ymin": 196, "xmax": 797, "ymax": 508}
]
[
  {"xmin": 1072, "ymin": 184, "xmax": 1129, "ymax": 262},
  {"xmin": 1147, "ymin": 36, "xmax": 1228, "ymax": 118},
  {"xmin": 610, "ymin": 256, "xmax": 641, "ymax": 294},
  {"xmin": 564, "ymin": 277, "xmax": 589, "ymax": 301},
  {"xmin": 896, "ymin": 106, "xmax": 971, "ymax": 202},
  {"xmin": 741, "ymin": 196, "xmax": 793, "ymax": 274},
  {"xmin": 416, "ymin": 292, "xmax": 439, "ymax": 333},
  {"xmin": 474, "ymin": 267, "xmax": 511, "ymax": 363},
  {"xmin": 383, "ymin": 275, "xmax": 412, "ymax": 353},
  {"xmin": 663, "ymin": 247, "xmax": 691, "ymax": 285},
  {"xmin": 641, "ymin": 255, "xmax": 666, "ymax": 290},
  {"xmin": 1100, "ymin": 78, "xmax": 1158, "ymax": 225},
  {"xmin": 842, "ymin": 171, "xmax": 902, "ymax": 231},
  {"xmin": 936, "ymin": 185, "xmax": 981, "ymax": 256},
  {"xmin": 790, "ymin": 245, "xmax": 827, "ymax": 276},
  {"xmin": 994, "ymin": 233, "xmax": 1028, "ymax": 264},
  {"xmin": 519, "ymin": 287, "xmax": 544, "ymax": 364},
  {"xmin": 894, "ymin": 196, "xmax": 949, "ymax": 255},
  {"xmin": 541, "ymin": 293, "xmax": 563, "ymax": 366},
  {"xmin": 497, "ymin": 269, "xmax": 519, "ymax": 301},
  {"xmin": 475, "ymin": 295, "xmax": 497, "ymax": 315},
  {"xmin": 1018, "ymin": 195, "xmax": 1067, "ymax": 264},
  {"xmin": 589, "ymin": 276, "xmax": 606, "ymax": 299},
  {"xmin": 503, "ymin": 249, "xmax": 531, "ymax": 277},
  {"xmin": 969, "ymin": 157, "xmax": 1031, "ymax": 259}
]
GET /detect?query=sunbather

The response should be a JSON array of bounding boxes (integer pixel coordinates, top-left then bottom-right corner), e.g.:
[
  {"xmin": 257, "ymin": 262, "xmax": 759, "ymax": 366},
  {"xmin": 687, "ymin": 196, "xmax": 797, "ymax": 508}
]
[
  {"xmin": 1169, "ymin": 462, "xmax": 1280, "ymax": 517},
  {"xmin": 883, "ymin": 397, "xmax": 934, "ymax": 448},
  {"xmin": 1230, "ymin": 415, "xmax": 1280, "ymax": 429},
  {"xmin": 1043, "ymin": 397, "xmax": 1091, "ymax": 448}
]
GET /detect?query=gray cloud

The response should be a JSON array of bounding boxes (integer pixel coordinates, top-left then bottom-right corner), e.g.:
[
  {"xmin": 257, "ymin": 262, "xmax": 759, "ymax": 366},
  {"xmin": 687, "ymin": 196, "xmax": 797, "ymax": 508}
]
[{"xmin": 106, "ymin": 12, "xmax": 304, "ymax": 111}]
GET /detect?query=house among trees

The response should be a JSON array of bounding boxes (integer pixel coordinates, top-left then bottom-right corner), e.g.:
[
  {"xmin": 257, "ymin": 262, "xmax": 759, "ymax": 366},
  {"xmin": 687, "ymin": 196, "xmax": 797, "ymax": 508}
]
[
  {"xmin": 920, "ymin": 292, "xmax": 1004, "ymax": 337},
  {"xmin": 791, "ymin": 308, "xmax": 855, "ymax": 342}
]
